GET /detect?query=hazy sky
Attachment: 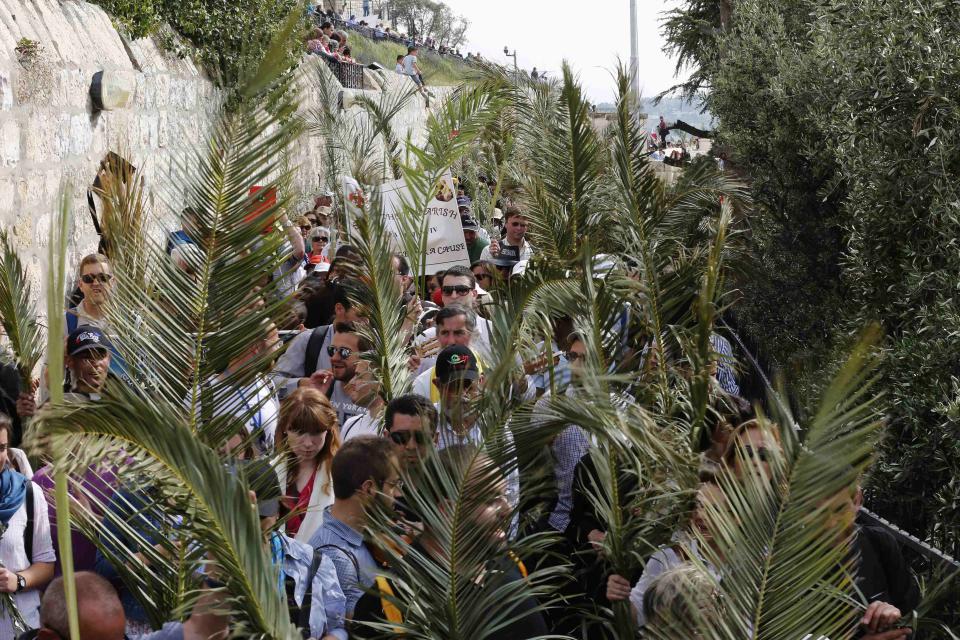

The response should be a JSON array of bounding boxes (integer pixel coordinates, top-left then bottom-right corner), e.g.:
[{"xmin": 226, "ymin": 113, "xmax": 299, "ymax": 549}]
[{"xmin": 439, "ymin": 0, "xmax": 687, "ymax": 104}]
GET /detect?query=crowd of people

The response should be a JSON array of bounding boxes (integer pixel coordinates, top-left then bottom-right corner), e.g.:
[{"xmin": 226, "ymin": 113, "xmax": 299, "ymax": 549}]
[{"xmin": 0, "ymin": 162, "xmax": 925, "ymax": 640}]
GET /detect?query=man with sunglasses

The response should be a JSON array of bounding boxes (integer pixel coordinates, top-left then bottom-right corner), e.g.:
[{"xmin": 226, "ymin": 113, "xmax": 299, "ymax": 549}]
[
  {"xmin": 384, "ymin": 394, "xmax": 438, "ymax": 468},
  {"xmin": 313, "ymin": 323, "xmax": 371, "ymax": 425},
  {"xmin": 413, "ymin": 266, "xmax": 494, "ymax": 363},
  {"xmin": 66, "ymin": 254, "xmax": 114, "ymax": 337}
]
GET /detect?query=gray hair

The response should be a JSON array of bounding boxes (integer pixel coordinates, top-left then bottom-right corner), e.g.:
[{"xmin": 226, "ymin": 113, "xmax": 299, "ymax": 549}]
[
  {"xmin": 643, "ymin": 563, "xmax": 721, "ymax": 629},
  {"xmin": 436, "ymin": 304, "xmax": 476, "ymax": 332}
]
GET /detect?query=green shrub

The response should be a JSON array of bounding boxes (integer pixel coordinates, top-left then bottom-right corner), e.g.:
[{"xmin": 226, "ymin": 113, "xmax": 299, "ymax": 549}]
[{"xmin": 91, "ymin": 0, "xmax": 304, "ymax": 88}]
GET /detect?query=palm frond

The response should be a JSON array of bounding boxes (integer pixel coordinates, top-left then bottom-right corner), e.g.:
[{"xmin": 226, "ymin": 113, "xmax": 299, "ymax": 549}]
[
  {"xmin": 687, "ymin": 328, "xmax": 886, "ymax": 640},
  {"xmin": 0, "ymin": 231, "xmax": 44, "ymax": 386},
  {"xmin": 34, "ymin": 384, "xmax": 301, "ymax": 638}
]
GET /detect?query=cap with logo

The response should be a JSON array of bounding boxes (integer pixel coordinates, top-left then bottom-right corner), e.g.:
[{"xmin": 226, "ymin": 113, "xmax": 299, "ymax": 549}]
[
  {"xmin": 491, "ymin": 244, "xmax": 521, "ymax": 268},
  {"xmin": 435, "ymin": 345, "xmax": 480, "ymax": 385},
  {"xmin": 461, "ymin": 216, "xmax": 480, "ymax": 232},
  {"xmin": 491, "ymin": 207, "xmax": 504, "ymax": 221},
  {"xmin": 456, "ymin": 195, "xmax": 472, "ymax": 207},
  {"xmin": 67, "ymin": 326, "xmax": 113, "ymax": 357}
]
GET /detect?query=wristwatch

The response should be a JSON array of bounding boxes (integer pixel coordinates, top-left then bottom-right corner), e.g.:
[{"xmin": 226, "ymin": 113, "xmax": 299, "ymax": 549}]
[{"xmin": 15, "ymin": 574, "xmax": 25, "ymax": 592}]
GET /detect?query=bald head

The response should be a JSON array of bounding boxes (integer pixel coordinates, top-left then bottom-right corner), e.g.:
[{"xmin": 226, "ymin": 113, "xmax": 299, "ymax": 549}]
[{"xmin": 40, "ymin": 572, "xmax": 126, "ymax": 639}]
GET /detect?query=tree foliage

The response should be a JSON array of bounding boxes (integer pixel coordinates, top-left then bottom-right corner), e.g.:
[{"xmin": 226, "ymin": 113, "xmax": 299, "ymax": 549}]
[
  {"xmin": 91, "ymin": 0, "xmax": 304, "ymax": 89},
  {"xmin": 389, "ymin": 0, "xmax": 470, "ymax": 49},
  {"xmin": 664, "ymin": 0, "xmax": 960, "ymax": 574}
]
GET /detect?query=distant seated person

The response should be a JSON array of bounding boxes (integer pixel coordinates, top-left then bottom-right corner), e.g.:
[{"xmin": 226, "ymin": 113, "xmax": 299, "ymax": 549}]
[{"xmin": 306, "ymin": 27, "xmax": 326, "ymax": 54}]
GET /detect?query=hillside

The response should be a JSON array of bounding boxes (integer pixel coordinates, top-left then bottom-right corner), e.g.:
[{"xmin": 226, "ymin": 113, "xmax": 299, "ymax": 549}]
[{"xmin": 348, "ymin": 33, "xmax": 475, "ymax": 86}]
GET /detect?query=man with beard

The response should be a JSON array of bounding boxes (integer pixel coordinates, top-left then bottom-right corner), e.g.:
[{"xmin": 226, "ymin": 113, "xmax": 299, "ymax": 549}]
[
  {"xmin": 308, "ymin": 437, "xmax": 403, "ymax": 624},
  {"xmin": 351, "ymin": 446, "xmax": 549, "ymax": 639},
  {"xmin": 64, "ymin": 326, "xmax": 113, "ymax": 400},
  {"xmin": 324, "ymin": 323, "xmax": 372, "ymax": 425}
]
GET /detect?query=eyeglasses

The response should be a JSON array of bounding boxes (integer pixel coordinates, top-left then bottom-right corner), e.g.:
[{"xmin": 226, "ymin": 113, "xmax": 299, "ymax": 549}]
[
  {"xmin": 80, "ymin": 273, "xmax": 113, "ymax": 284},
  {"xmin": 473, "ymin": 272, "xmax": 492, "ymax": 281},
  {"xmin": 742, "ymin": 445, "xmax": 769, "ymax": 462},
  {"xmin": 389, "ymin": 431, "xmax": 427, "ymax": 446},
  {"xmin": 384, "ymin": 478, "xmax": 405, "ymax": 490},
  {"xmin": 327, "ymin": 345, "xmax": 355, "ymax": 359},
  {"xmin": 442, "ymin": 285, "xmax": 473, "ymax": 296},
  {"xmin": 315, "ymin": 236, "xmax": 329, "ymax": 242},
  {"xmin": 565, "ymin": 351, "xmax": 586, "ymax": 362},
  {"xmin": 299, "ymin": 225, "xmax": 312, "ymax": 232}
]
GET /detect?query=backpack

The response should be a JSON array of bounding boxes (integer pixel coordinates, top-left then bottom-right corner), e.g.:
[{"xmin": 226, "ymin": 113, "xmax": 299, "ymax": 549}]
[{"xmin": 303, "ymin": 325, "xmax": 331, "ymax": 378}]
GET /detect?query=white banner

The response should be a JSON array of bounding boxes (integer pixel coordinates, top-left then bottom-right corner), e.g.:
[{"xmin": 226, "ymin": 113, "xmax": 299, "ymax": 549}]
[{"xmin": 342, "ymin": 173, "xmax": 469, "ymax": 276}]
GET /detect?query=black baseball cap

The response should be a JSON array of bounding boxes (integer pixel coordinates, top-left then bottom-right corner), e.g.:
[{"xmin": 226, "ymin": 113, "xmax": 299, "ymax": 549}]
[
  {"xmin": 435, "ymin": 345, "xmax": 480, "ymax": 385},
  {"xmin": 67, "ymin": 326, "xmax": 113, "ymax": 357},
  {"xmin": 461, "ymin": 216, "xmax": 480, "ymax": 232},
  {"xmin": 491, "ymin": 244, "xmax": 521, "ymax": 268}
]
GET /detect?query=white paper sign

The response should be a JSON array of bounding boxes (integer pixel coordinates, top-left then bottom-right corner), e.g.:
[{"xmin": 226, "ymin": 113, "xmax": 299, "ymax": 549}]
[{"xmin": 342, "ymin": 173, "xmax": 469, "ymax": 275}]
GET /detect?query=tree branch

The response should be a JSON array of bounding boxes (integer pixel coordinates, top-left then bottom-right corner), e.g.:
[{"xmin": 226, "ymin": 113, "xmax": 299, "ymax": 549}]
[{"xmin": 668, "ymin": 120, "xmax": 715, "ymax": 138}]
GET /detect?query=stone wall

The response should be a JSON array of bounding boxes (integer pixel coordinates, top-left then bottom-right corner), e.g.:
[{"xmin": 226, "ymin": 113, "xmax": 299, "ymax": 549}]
[{"xmin": 0, "ymin": 0, "xmax": 452, "ymax": 302}]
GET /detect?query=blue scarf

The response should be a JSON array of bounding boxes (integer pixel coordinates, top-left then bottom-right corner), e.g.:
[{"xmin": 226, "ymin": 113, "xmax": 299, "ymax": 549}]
[
  {"xmin": 269, "ymin": 532, "xmax": 287, "ymax": 594},
  {"xmin": 0, "ymin": 469, "xmax": 27, "ymax": 526}
]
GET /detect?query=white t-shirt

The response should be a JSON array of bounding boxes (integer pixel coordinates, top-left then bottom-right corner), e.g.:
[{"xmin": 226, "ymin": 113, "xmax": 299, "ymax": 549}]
[
  {"xmin": 395, "ymin": 63, "xmax": 404, "ymax": 73},
  {"xmin": 340, "ymin": 412, "xmax": 382, "ymax": 441},
  {"xmin": 0, "ymin": 483, "xmax": 57, "ymax": 638},
  {"xmin": 402, "ymin": 54, "xmax": 417, "ymax": 75},
  {"xmin": 195, "ymin": 376, "xmax": 279, "ymax": 454}
]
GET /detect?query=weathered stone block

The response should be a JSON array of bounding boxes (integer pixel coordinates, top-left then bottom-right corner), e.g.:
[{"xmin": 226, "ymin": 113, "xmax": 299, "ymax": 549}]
[
  {"xmin": 0, "ymin": 119, "xmax": 20, "ymax": 167},
  {"xmin": 68, "ymin": 113, "xmax": 92, "ymax": 156},
  {"xmin": 0, "ymin": 73, "xmax": 13, "ymax": 111}
]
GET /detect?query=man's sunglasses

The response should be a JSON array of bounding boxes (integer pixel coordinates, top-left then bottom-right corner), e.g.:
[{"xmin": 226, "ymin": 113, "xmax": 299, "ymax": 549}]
[
  {"xmin": 327, "ymin": 345, "xmax": 355, "ymax": 359},
  {"xmin": 442, "ymin": 285, "xmax": 472, "ymax": 296},
  {"xmin": 389, "ymin": 431, "xmax": 427, "ymax": 446},
  {"xmin": 81, "ymin": 273, "xmax": 113, "ymax": 284},
  {"xmin": 743, "ymin": 445, "xmax": 769, "ymax": 462}
]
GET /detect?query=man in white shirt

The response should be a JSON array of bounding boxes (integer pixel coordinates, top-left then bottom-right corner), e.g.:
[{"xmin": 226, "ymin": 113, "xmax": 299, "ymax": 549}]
[
  {"xmin": 414, "ymin": 266, "xmax": 493, "ymax": 362},
  {"xmin": 412, "ymin": 305, "xmax": 479, "ymax": 402},
  {"xmin": 479, "ymin": 203, "xmax": 534, "ymax": 265}
]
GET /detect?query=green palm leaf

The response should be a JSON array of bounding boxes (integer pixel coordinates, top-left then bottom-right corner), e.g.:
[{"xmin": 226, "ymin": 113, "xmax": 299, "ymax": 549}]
[
  {"xmin": 0, "ymin": 230, "xmax": 44, "ymax": 387},
  {"xmin": 35, "ymin": 384, "xmax": 301, "ymax": 638}
]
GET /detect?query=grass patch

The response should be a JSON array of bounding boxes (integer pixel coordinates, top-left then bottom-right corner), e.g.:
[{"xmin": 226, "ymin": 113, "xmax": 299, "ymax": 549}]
[{"xmin": 347, "ymin": 33, "xmax": 474, "ymax": 86}]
